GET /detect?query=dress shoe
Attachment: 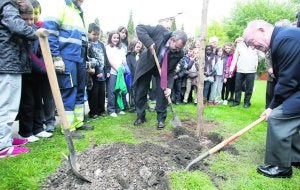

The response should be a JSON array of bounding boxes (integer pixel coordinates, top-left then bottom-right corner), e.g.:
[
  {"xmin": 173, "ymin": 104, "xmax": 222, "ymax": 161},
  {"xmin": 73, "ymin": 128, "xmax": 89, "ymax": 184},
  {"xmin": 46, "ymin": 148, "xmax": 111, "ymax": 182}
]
[
  {"xmin": 230, "ymin": 102, "xmax": 239, "ymax": 107},
  {"xmin": 134, "ymin": 118, "xmax": 146, "ymax": 126},
  {"xmin": 77, "ymin": 123, "xmax": 94, "ymax": 130},
  {"xmin": 243, "ymin": 103, "xmax": 251, "ymax": 108},
  {"xmin": 291, "ymin": 162, "xmax": 300, "ymax": 169},
  {"xmin": 70, "ymin": 131, "xmax": 84, "ymax": 139},
  {"xmin": 157, "ymin": 121, "xmax": 165, "ymax": 130},
  {"xmin": 257, "ymin": 165, "xmax": 292, "ymax": 178}
]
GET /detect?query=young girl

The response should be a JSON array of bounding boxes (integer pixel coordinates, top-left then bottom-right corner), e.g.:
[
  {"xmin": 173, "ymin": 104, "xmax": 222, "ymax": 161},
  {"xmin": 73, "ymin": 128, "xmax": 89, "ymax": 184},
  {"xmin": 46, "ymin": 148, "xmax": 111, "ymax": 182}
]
[
  {"xmin": 126, "ymin": 40, "xmax": 143, "ymax": 112},
  {"xmin": 221, "ymin": 42, "xmax": 234, "ymax": 105},
  {"xmin": 106, "ymin": 31, "xmax": 127, "ymax": 117},
  {"xmin": 209, "ymin": 47, "xmax": 224, "ymax": 106}
]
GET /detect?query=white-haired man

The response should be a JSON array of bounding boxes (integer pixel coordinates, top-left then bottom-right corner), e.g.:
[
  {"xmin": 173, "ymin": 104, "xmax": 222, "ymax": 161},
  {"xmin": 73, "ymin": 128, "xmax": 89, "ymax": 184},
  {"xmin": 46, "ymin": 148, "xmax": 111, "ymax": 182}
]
[{"xmin": 243, "ymin": 20, "xmax": 300, "ymax": 178}]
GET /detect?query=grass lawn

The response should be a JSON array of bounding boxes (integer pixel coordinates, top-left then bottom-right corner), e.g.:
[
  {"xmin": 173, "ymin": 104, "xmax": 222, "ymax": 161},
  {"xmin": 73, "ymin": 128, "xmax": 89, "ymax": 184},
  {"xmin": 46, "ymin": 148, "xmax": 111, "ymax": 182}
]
[{"xmin": 0, "ymin": 80, "xmax": 299, "ymax": 189}]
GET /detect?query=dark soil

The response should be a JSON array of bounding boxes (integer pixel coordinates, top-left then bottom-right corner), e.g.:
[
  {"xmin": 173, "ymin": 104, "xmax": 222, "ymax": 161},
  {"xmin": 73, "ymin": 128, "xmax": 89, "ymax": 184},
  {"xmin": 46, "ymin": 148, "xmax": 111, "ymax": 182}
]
[{"xmin": 41, "ymin": 119, "xmax": 238, "ymax": 190}]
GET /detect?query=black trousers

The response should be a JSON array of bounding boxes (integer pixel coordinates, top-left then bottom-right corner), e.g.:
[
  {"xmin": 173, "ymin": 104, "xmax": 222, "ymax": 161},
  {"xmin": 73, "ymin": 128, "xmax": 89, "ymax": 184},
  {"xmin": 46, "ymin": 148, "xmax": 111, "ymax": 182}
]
[
  {"xmin": 87, "ymin": 80, "xmax": 106, "ymax": 116},
  {"xmin": 265, "ymin": 80, "xmax": 275, "ymax": 109},
  {"xmin": 234, "ymin": 72, "xmax": 255, "ymax": 104},
  {"xmin": 135, "ymin": 67, "xmax": 168, "ymax": 122},
  {"xmin": 18, "ymin": 74, "xmax": 44, "ymax": 137}
]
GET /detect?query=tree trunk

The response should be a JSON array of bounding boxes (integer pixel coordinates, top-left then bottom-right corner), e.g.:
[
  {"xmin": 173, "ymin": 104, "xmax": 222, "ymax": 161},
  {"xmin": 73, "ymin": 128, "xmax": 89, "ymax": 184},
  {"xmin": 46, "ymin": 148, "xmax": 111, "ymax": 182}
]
[{"xmin": 196, "ymin": 0, "xmax": 209, "ymax": 138}]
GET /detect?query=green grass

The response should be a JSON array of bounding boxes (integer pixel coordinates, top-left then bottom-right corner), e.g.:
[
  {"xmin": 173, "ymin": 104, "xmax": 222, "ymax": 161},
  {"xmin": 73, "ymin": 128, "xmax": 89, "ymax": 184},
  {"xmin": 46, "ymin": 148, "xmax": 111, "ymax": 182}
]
[{"xmin": 0, "ymin": 80, "xmax": 299, "ymax": 190}]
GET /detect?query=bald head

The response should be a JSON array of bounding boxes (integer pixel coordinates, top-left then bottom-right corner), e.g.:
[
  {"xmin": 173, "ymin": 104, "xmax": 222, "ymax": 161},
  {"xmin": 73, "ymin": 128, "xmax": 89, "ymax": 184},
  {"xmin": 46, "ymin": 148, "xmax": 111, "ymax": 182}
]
[{"xmin": 243, "ymin": 20, "xmax": 274, "ymax": 53}]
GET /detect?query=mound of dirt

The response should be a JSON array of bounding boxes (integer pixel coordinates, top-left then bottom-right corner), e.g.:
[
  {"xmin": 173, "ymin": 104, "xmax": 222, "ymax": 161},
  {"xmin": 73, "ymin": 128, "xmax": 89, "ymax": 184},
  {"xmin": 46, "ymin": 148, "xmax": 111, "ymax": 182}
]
[{"xmin": 41, "ymin": 120, "xmax": 237, "ymax": 189}]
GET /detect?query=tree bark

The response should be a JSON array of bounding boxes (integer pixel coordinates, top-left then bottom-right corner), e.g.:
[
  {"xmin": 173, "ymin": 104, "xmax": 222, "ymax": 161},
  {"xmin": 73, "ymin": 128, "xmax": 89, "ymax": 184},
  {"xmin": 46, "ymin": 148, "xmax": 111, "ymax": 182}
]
[{"xmin": 196, "ymin": 0, "xmax": 209, "ymax": 138}]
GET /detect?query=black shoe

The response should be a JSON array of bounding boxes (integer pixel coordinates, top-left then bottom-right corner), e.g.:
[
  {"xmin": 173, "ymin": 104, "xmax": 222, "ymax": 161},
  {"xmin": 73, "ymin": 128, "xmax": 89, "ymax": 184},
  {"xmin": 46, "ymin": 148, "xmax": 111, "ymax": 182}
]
[
  {"xmin": 128, "ymin": 108, "xmax": 136, "ymax": 113},
  {"xmin": 77, "ymin": 123, "xmax": 94, "ymax": 130},
  {"xmin": 230, "ymin": 102, "xmax": 239, "ymax": 107},
  {"xmin": 70, "ymin": 131, "xmax": 85, "ymax": 139},
  {"xmin": 291, "ymin": 162, "xmax": 300, "ymax": 169},
  {"xmin": 243, "ymin": 103, "xmax": 251, "ymax": 108},
  {"xmin": 99, "ymin": 112, "xmax": 107, "ymax": 117},
  {"xmin": 134, "ymin": 118, "xmax": 146, "ymax": 126},
  {"xmin": 157, "ymin": 121, "xmax": 165, "ymax": 130},
  {"xmin": 89, "ymin": 114, "xmax": 98, "ymax": 119},
  {"xmin": 257, "ymin": 165, "xmax": 292, "ymax": 178}
]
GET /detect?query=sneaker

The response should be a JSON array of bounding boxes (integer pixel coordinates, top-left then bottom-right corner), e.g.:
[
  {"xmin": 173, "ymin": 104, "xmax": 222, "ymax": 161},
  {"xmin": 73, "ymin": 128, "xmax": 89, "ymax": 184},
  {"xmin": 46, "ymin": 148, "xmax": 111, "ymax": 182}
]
[
  {"xmin": 118, "ymin": 111, "xmax": 126, "ymax": 115},
  {"xmin": 110, "ymin": 112, "xmax": 117, "ymax": 117},
  {"xmin": 0, "ymin": 146, "xmax": 30, "ymax": 158},
  {"xmin": 214, "ymin": 102, "xmax": 219, "ymax": 106},
  {"xmin": 12, "ymin": 138, "xmax": 28, "ymax": 146},
  {"xmin": 223, "ymin": 100, "xmax": 228, "ymax": 105},
  {"xmin": 89, "ymin": 114, "xmax": 98, "ymax": 119},
  {"xmin": 209, "ymin": 101, "xmax": 213, "ymax": 106},
  {"xmin": 45, "ymin": 125, "xmax": 55, "ymax": 132},
  {"xmin": 26, "ymin": 135, "xmax": 40, "ymax": 142},
  {"xmin": 70, "ymin": 131, "xmax": 84, "ymax": 139},
  {"xmin": 35, "ymin": 131, "xmax": 53, "ymax": 138}
]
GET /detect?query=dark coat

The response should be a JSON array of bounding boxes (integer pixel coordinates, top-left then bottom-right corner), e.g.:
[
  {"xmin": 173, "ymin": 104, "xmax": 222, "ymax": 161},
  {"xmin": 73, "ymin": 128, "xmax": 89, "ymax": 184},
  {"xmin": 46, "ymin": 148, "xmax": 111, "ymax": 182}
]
[
  {"xmin": 126, "ymin": 52, "xmax": 137, "ymax": 82},
  {"xmin": 0, "ymin": 0, "xmax": 36, "ymax": 74},
  {"xmin": 134, "ymin": 24, "xmax": 184, "ymax": 88},
  {"xmin": 269, "ymin": 27, "xmax": 300, "ymax": 115}
]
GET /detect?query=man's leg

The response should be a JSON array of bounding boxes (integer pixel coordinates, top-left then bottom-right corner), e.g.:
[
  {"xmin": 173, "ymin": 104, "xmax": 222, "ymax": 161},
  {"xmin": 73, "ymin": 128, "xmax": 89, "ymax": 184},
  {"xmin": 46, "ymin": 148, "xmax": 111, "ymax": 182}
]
[
  {"xmin": 265, "ymin": 105, "xmax": 300, "ymax": 167},
  {"xmin": 134, "ymin": 70, "xmax": 152, "ymax": 124},
  {"xmin": 154, "ymin": 74, "xmax": 168, "ymax": 125}
]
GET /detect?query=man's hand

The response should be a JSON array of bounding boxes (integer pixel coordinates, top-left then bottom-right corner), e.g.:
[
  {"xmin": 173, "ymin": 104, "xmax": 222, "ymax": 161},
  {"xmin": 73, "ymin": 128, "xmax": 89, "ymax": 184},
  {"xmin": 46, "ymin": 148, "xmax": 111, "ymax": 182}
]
[
  {"xmin": 260, "ymin": 108, "xmax": 273, "ymax": 120},
  {"xmin": 149, "ymin": 43, "xmax": 155, "ymax": 55},
  {"xmin": 53, "ymin": 56, "xmax": 65, "ymax": 73},
  {"xmin": 164, "ymin": 88, "xmax": 171, "ymax": 98}
]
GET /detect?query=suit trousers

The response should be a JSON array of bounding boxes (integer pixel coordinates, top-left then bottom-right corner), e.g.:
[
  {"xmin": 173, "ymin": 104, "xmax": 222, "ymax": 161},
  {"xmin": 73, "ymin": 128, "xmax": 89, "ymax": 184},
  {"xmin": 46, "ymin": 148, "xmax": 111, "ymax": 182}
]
[
  {"xmin": 265, "ymin": 105, "xmax": 300, "ymax": 167},
  {"xmin": 135, "ymin": 67, "xmax": 168, "ymax": 122}
]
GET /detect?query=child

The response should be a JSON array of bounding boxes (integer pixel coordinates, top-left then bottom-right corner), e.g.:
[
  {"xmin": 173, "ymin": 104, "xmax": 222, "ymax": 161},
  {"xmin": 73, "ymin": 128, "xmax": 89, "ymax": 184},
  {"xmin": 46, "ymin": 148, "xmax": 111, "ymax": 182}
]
[
  {"xmin": 209, "ymin": 47, "xmax": 224, "ymax": 106},
  {"xmin": 203, "ymin": 45, "xmax": 216, "ymax": 103},
  {"xmin": 106, "ymin": 30, "xmax": 127, "ymax": 117},
  {"xmin": 18, "ymin": 0, "xmax": 53, "ymax": 142},
  {"xmin": 0, "ymin": 0, "xmax": 36, "ymax": 158},
  {"xmin": 126, "ymin": 40, "xmax": 143, "ymax": 112},
  {"xmin": 86, "ymin": 23, "xmax": 110, "ymax": 119},
  {"xmin": 183, "ymin": 47, "xmax": 199, "ymax": 104},
  {"xmin": 221, "ymin": 42, "xmax": 234, "ymax": 105}
]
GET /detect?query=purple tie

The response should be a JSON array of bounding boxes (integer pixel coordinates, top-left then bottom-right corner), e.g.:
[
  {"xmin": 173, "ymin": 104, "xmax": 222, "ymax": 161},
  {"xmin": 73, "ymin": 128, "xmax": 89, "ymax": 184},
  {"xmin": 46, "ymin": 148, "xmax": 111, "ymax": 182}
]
[{"xmin": 160, "ymin": 50, "xmax": 169, "ymax": 89}]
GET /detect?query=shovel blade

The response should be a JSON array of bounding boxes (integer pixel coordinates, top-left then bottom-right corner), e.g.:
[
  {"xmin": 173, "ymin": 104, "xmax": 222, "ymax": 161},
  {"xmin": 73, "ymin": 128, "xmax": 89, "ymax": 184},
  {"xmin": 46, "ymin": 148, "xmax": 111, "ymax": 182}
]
[
  {"xmin": 64, "ymin": 129, "xmax": 91, "ymax": 183},
  {"xmin": 170, "ymin": 116, "xmax": 182, "ymax": 128}
]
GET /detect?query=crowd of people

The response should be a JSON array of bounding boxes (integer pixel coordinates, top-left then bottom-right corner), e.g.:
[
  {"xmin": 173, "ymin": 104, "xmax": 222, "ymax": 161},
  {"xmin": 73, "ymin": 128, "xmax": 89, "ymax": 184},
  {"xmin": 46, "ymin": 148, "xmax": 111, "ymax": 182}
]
[{"xmin": 0, "ymin": 0, "xmax": 299, "ymax": 180}]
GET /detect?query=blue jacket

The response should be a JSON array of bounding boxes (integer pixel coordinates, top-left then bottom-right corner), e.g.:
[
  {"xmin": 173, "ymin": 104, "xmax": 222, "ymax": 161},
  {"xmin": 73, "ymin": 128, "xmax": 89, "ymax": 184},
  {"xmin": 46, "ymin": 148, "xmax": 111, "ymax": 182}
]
[
  {"xmin": 269, "ymin": 27, "xmax": 300, "ymax": 115},
  {"xmin": 42, "ymin": 0, "xmax": 87, "ymax": 62}
]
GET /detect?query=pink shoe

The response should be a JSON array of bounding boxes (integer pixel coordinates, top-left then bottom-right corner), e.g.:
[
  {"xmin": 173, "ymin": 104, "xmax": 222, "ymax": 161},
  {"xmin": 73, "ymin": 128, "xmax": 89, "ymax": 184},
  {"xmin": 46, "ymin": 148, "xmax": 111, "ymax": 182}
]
[
  {"xmin": 0, "ymin": 146, "xmax": 29, "ymax": 158},
  {"xmin": 214, "ymin": 102, "xmax": 219, "ymax": 106},
  {"xmin": 12, "ymin": 138, "xmax": 28, "ymax": 146},
  {"xmin": 209, "ymin": 102, "xmax": 213, "ymax": 106}
]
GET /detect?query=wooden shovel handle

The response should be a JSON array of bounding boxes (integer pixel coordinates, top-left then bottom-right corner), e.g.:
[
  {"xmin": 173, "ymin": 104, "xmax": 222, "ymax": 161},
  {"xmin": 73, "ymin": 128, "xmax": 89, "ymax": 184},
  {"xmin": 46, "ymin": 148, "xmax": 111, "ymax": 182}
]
[{"xmin": 36, "ymin": 28, "xmax": 68, "ymax": 130}]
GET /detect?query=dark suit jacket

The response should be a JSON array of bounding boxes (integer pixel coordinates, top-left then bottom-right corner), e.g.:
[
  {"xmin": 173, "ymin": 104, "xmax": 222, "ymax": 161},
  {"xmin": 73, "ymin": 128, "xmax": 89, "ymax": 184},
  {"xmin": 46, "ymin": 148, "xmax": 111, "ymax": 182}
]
[
  {"xmin": 134, "ymin": 24, "xmax": 184, "ymax": 88},
  {"xmin": 269, "ymin": 27, "xmax": 300, "ymax": 115}
]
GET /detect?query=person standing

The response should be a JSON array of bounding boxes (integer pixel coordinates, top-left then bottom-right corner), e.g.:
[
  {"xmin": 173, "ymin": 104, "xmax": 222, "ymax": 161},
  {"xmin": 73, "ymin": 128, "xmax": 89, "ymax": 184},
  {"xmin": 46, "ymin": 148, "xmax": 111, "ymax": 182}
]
[
  {"xmin": 229, "ymin": 37, "xmax": 264, "ymax": 108},
  {"xmin": 133, "ymin": 24, "xmax": 187, "ymax": 129},
  {"xmin": 42, "ymin": 0, "xmax": 93, "ymax": 139},
  {"xmin": 0, "ymin": 0, "xmax": 36, "ymax": 157},
  {"xmin": 86, "ymin": 23, "xmax": 110, "ymax": 119},
  {"xmin": 243, "ymin": 19, "xmax": 300, "ymax": 178}
]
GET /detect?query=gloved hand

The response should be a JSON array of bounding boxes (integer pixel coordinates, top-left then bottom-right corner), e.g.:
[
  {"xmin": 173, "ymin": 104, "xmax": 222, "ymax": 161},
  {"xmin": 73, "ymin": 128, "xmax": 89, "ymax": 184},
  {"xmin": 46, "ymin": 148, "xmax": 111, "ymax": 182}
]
[
  {"xmin": 164, "ymin": 88, "xmax": 171, "ymax": 98},
  {"xmin": 52, "ymin": 56, "xmax": 65, "ymax": 73}
]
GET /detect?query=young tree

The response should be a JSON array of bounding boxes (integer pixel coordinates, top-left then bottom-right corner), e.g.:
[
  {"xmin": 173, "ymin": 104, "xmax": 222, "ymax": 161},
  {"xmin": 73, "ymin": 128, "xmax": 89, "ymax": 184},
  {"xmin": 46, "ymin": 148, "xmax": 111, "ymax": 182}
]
[
  {"xmin": 196, "ymin": 0, "xmax": 209, "ymax": 137},
  {"xmin": 127, "ymin": 10, "xmax": 135, "ymax": 41}
]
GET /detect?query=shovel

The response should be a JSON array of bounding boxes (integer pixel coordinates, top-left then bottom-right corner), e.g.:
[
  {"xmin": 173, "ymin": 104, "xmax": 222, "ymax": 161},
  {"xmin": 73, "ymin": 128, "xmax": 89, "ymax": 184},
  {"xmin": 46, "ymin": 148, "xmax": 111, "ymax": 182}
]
[
  {"xmin": 153, "ymin": 50, "xmax": 182, "ymax": 128},
  {"xmin": 36, "ymin": 28, "xmax": 91, "ymax": 183},
  {"xmin": 186, "ymin": 116, "xmax": 266, "ymax": 171}
]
